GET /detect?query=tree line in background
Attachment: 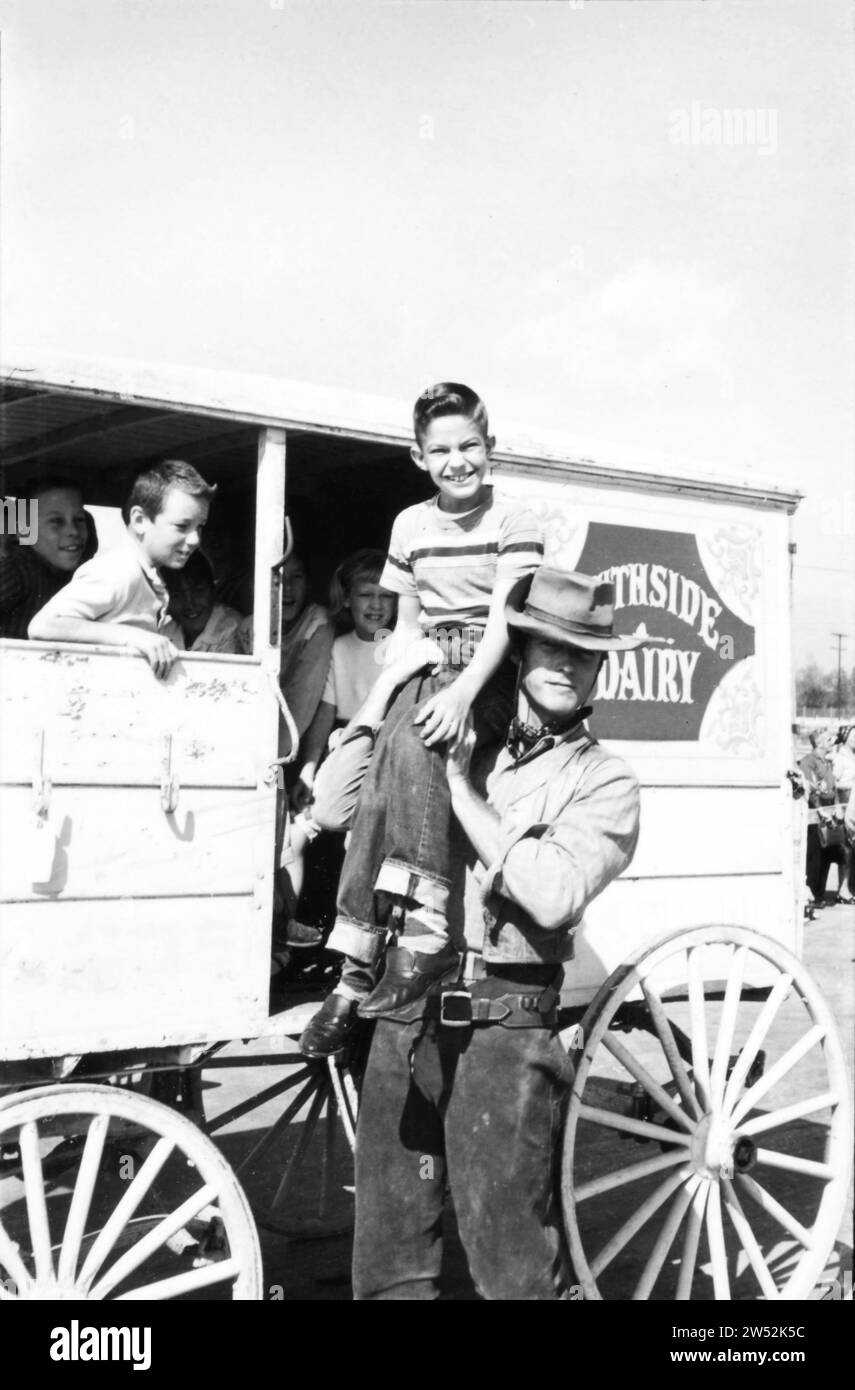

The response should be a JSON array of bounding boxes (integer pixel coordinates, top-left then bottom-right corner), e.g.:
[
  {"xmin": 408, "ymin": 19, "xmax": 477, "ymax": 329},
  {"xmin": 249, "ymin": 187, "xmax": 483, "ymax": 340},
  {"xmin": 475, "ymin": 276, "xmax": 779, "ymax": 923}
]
[{"xmin": 796, "ymin": 663, "xmax": 855, "ymax": 718}]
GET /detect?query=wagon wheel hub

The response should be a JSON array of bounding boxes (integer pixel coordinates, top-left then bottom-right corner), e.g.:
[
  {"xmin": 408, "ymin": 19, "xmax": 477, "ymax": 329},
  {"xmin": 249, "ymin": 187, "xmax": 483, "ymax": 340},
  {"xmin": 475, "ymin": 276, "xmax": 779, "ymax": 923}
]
[{"xmin": 690, "ymin": 1113, "xmax": 756, "ymax": 1181}]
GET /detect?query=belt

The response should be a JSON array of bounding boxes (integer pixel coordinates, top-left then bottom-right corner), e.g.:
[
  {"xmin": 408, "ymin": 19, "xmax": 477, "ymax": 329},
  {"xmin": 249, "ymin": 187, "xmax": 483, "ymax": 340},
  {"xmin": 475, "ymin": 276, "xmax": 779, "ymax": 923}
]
[
  {"xmin": 374, "ymin": 961, "xmax": 562, "ymax": 1030},
  {"xmin": 425, "ymin": 983, "xmax": 561, "ymax": 1029}
]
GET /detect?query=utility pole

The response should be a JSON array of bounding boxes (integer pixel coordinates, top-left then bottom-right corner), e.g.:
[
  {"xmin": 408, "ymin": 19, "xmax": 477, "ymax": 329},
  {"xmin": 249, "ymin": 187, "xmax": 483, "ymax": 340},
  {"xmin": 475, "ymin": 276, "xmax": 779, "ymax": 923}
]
[{"xmin": 831, "ymin": 633, "xmax": 846, "ymax": 717}]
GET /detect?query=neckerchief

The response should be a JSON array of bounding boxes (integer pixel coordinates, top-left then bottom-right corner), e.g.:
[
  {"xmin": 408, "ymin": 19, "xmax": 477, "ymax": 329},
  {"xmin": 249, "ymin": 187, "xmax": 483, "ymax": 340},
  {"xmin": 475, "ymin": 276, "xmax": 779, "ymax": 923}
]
[{"xmin": 505, "ymin": 705, "xmax": 593, "ymax": 761}]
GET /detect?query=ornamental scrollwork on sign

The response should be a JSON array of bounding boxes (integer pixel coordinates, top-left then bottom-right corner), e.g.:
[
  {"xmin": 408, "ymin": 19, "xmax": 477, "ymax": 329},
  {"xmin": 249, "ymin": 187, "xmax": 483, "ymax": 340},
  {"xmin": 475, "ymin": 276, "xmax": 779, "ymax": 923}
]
[
  {"xmin": 700, "ymin": 657, "xmax": 765, "ymax": 757},
  {"xmin": 698, "ymin": 524, "xmax": 762, "ymax": 626}
]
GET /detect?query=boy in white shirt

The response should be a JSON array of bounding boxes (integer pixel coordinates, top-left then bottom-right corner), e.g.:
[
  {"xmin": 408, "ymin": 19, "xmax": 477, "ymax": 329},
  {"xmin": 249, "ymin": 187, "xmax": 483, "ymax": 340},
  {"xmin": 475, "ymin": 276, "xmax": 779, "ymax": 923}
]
[{"xmin": 30, "ymin": 459, "xmax": 215, "ymax": 678}]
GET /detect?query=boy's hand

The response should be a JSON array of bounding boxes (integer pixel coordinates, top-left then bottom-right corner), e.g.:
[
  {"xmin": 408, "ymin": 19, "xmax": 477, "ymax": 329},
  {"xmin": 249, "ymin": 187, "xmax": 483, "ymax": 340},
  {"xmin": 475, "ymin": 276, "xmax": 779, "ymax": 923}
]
[
  {"xmin": 126, "ymin": 630, "xmax": 180, "ymax": 680},
  {"xmin": 290, "ymin": 772, "xmax": 314, "ymax": 814},
  {"xmin": 384, "ymin": 637, "xmax": 445, "ymax": 689},
  {"xmin": 446, "ymin": 715, "xmax": 476, "ymax": 784},
  {"xmin": 414, "ymin": 677, "xmax": 474, "ymax": 748}
]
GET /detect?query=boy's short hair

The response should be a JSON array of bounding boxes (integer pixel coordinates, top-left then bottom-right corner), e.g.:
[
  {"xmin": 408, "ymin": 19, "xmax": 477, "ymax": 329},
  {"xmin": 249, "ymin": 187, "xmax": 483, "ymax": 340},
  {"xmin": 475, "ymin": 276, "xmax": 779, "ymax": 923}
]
[
  {"xmin": 413, "ymin": 382, "xmax": 490, "ymax": 447},
  {"xmin": 163, "ymin": 548, "xmax": 215, "ymax": 593},
  {"xmin": 122, "ymin": 459, "xmax": 217, "ymax": 524},
  {"xmin": 328, "ymin": 548, "xmax": 388, "ymax": 626}
]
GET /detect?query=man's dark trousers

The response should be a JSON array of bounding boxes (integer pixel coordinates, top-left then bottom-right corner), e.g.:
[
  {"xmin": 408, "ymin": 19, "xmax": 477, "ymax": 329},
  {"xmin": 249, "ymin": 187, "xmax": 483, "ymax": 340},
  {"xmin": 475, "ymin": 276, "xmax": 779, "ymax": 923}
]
[{"xmin": 353, "ymin": 994, "xmax": 577, "ymax": 1300}]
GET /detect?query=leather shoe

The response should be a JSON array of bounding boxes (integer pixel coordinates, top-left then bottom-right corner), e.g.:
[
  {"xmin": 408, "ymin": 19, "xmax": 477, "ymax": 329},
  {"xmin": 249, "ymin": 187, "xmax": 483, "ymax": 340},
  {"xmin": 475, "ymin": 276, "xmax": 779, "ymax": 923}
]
[
  {"xmin": 357, "ymin": 943, "xmax": 460, "ymax": 1018},
  {"xmin": 299, "ymin": 994, "xmax": 358, "ymax": 1058}
]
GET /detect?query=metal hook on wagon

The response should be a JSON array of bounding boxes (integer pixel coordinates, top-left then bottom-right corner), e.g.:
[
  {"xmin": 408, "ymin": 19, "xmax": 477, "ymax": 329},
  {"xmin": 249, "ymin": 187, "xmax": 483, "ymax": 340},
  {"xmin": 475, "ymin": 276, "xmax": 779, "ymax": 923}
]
[
  {"xmin": 268, "ymin": 515, "xmax": 294, "ymax": 646},
  {"xmin": 160, "ymin": 732, "xmax": 180, "ymax": 814},
  {"xmin": 264, "ymin": 670, "xmax": 300, "ymax": 769},
  {"xmin": 32, "ymin": 728, "xmax": 52, "ymax": 818}
]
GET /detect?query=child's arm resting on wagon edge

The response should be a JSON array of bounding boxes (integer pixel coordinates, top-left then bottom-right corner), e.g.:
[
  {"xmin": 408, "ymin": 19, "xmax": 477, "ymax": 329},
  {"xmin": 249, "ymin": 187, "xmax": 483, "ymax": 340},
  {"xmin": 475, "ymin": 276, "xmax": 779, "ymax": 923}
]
[{"xmin": 28, "ymin": 587, "xmax": 179, "ymax": 679}]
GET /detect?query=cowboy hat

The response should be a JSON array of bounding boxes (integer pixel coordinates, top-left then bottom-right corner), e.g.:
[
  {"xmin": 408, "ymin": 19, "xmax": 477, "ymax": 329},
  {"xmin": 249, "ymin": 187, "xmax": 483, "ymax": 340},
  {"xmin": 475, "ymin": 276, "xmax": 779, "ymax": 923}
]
[{"xmin": 506, "ymin": 567, "xmax": 647, "ymax": 652}]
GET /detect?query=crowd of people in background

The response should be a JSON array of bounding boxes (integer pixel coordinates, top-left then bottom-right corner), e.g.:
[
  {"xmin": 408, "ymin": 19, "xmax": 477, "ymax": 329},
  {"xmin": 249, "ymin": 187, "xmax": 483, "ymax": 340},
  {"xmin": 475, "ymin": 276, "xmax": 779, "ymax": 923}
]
[{"xmin": 795, "ymin": 726, "xmax": 855, "ymax": 909}]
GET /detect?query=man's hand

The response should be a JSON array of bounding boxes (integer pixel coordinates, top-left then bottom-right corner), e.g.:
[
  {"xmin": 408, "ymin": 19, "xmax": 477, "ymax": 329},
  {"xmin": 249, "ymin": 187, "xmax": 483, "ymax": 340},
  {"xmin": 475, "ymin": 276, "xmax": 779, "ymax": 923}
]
[
  {"xmin": 446, "ymin": 715, "xmax": 476, "ymax": 785},
  {"xmin": 126, "ymin": 630, "xmax": 180, "ymax": 680},
  {"xmin": 414, "ymin": 677, "xmax": 474, "ymax": 749}
]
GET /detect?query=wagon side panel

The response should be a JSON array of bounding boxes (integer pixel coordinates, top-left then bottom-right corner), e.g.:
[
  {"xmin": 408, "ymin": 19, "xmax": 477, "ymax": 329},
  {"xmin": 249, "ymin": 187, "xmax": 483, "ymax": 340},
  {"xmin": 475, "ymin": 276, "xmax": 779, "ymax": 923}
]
[{"xmin": 0, "ymin": 642, "xmax": 278, "ymax": 1059}]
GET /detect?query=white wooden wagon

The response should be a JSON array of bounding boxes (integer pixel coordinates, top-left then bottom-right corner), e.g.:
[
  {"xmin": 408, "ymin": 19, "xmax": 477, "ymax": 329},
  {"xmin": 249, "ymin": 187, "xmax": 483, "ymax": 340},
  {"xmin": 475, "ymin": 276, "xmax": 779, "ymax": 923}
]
[{"xmin": 0, "ymin": 359, "xmax": 850, "ymax": 1300}]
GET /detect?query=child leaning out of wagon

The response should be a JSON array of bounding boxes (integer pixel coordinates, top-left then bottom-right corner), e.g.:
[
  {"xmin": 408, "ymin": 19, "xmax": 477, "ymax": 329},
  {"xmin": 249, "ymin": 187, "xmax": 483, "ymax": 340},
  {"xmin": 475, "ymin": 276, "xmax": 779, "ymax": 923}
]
[
  {"xmin": 276, "ymin": 550, "xmax": 397, "ymax": 955},
  {"xmin": 29, "ymin": 459, "xmax": 215, "ymax": 678},
  {"xmin": 300, "ymin": 382, "xmax": 543, "ymax": 1056}
]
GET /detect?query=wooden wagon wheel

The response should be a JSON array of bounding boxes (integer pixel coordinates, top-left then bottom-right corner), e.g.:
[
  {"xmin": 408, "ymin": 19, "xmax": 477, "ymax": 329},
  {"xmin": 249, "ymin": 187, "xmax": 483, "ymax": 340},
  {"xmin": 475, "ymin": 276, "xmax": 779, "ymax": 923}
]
[
  {"xmin": 197, "ymin": 1027, "xmax": 365, "ymax": 1241},
  {"xmin": 0, "ymin": 1082, "xmax": 262, "ymax": 1300},
  {"xmin": 560, "ymin": 926, "xmax": 851, "ymax": 1301}
]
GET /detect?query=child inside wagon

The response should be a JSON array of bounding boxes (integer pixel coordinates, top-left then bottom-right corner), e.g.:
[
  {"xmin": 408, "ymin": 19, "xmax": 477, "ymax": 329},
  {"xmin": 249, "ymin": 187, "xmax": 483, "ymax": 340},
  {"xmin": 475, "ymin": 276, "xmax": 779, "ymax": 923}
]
[
  {"xmin": 0, "ymin": 476, "xmax": 97, "ymax": 639},
  {"xmin": 29, "ymin": 459, "xmax": 215, "ymax": 677},
  {"xmin": 276, "ymin": 549, "xmax": 397, "ymax": 955}
]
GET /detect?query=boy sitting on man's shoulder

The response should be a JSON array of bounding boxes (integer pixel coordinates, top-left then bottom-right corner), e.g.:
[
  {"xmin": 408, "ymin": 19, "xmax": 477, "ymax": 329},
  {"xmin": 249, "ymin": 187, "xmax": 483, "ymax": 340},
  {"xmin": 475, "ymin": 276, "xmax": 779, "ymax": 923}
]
[{"xmin": 29, "ymin": 459, "xmax": 216, "ymax": 679}]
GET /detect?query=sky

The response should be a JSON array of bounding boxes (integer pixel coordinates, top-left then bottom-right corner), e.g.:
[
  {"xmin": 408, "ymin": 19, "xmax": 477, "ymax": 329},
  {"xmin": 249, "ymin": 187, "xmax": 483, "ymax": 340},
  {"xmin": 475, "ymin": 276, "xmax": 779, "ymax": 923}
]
[{"xmin": 0, "ymin": 0, "xmax": 852, "ymax": 671}]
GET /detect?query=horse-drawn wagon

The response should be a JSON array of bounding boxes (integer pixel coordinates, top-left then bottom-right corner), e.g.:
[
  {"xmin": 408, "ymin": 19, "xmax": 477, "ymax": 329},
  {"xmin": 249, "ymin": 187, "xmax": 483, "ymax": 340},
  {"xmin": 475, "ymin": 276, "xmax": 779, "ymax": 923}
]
[{"xmin": 0, "ymin": 359, "xmax": 849, "ymax": 1300}]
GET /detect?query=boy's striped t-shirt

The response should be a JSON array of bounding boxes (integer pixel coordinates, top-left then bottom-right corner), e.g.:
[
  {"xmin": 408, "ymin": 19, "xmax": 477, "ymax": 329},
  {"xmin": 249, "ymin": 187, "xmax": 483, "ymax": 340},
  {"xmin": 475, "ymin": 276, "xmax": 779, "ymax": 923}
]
[{"xmin": 380, "ymin": 489, "xmax": 544, "ymax": 630}]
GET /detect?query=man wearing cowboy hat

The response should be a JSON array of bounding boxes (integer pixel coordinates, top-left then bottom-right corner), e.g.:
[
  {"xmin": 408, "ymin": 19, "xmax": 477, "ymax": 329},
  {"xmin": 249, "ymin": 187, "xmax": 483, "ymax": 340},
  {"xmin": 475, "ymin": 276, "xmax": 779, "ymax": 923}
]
[{"xmin": 307, "ymin": 567, "xmax": 646, "ymax": 1299}]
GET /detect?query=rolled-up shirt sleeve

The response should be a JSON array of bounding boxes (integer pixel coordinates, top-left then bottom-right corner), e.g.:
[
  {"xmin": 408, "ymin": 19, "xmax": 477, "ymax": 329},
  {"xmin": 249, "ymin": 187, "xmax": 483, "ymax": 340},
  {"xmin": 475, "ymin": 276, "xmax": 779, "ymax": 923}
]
[{"xmin": 481, "ymin": 757, "xmax": 641, "ymax": 932}]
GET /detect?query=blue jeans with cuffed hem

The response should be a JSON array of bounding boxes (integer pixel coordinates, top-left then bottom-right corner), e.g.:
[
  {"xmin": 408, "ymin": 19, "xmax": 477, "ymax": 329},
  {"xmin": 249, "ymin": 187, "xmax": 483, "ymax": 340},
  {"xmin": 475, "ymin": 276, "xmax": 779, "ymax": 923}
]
[
  {"xmin": 331, "ymin": 660, "xmax": 515, "ymax": 957},
  {"xmin": 352, "ymin": 990, "xmax": 575, "ymax": 1300}
]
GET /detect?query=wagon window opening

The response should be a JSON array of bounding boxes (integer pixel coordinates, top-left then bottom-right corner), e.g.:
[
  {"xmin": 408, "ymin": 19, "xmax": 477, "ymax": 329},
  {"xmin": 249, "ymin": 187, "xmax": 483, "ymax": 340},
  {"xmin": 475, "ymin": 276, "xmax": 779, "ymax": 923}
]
[{"xmin": 0, "ymin": 387, "xmax": 434, "ymax": 654}]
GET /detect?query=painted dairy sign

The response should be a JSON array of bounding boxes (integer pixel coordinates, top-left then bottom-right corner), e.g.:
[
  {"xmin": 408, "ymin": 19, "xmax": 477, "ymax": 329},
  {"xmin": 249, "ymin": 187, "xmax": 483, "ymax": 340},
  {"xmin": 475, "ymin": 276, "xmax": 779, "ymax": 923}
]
[{"xmin": 575, "ymin": 522, "xmax": 756, "ymax": 741}]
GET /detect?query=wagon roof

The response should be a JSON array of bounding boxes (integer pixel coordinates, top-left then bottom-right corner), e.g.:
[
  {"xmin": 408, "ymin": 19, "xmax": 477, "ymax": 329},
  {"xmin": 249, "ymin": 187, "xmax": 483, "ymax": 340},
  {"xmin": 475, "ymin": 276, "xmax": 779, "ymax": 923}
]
[{"xmin": 1, "ymin": 353, "xmax": 802, "ymax": 512}]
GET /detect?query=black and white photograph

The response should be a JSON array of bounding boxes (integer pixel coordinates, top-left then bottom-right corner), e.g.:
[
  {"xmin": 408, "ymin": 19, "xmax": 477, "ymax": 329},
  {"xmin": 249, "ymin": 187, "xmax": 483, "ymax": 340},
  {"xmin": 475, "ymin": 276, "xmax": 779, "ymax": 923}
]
[{"xmin": 0, "ymin": 0, "xmax": 852, "ymax": 1331}]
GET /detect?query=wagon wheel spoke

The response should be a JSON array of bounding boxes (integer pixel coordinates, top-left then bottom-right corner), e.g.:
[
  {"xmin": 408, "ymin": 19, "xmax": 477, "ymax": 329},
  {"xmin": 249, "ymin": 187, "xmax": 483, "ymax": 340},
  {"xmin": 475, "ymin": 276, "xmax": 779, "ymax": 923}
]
[
  {"xmin": 575, "ymin": 1149, "xmax": 688, "ymax": 1204},
  {"xmin": 632, "ymin": 1175, "xmax": 700, "ymax": 1300},
  {"xmin": 114, "ymin": 1258, "xmax": 242, "ymax": 1301},
  {"xmin": 268, "ymin": 1078, "xmax": 328, "ymax": 1213},
  {"xmin": 686, "ymin": 947, "xmax": 712, "ymax": 1112},
  {"xmin": 206, "ymin": 1065, "xmax": 316, "ymax": 1136},
  {"xmin": 578, "ymin": 1103, "xmax": 692, "ymax": 1147},
  {"xmin": 590, "ymin": 1166, "xmax": 692, "ymax": 1277},
  {"xmin": 705, "ymin": 1180, "xmax": 730, "ymax": 1299},
  {"xmin": 754, "ymin": 1149, "xmax": 835, "ymax": 1181},
  {"xmin": 601, "ymin": 1032, "xmax": 694, "ymax": 1132},
  {"xmin": 77, "ymin": 1136, "xmax": 175, "ymax": 1290},
  {"xmin": 319, "ymin": 1091, "xmax": 337, "ymax": 1221},
  {"xmin": 19, "ymin": 1121, "xmax": 54, "ymax": 1285},
  {"xmin": 0, "ymin": 1216, "xmax": 36, "ymax": 1295},
  {"xmin": 88, "ymin": 1182, "xmax": 221, "ymax": 1299},
  {"xmin": 730, "ymin": 1025, "xmax": 827, "ymax": 1127},
  {"xmin": 734, "ymin": 1173, "xmax": 812, "ymax": 1249},
  {"xmin": 58, "ymin": 1112, "xmax": 110, "ymax": 1284},
  {"xmin": 233, "ymin": 1069, "xmax": 324, "ymax": 1180},
  {"xmin": 639, "ymin": 981, "xmax": 702, "ymax": 1120},
  {"xmin": 327, "ymin": 1057, "xmax": 358, "ymax": 1152},
  {"xmin": 675, "ymin": 1181, "xmax": 710, "ymax": 1300},
  {"xmin": 739, "ymin": 1091, "xmax": 838, "ymax": 1137},
  {"xmin": 720, "ymin": 1176, "xmax": 779, "ymax": 1299},
  {"xmin": 709, "ymin": 946, "xmax": 747, "ymax": 1108},
  {"xmin": 721, "ymin": 972, "xmax": 793, "ymax": 1112}
]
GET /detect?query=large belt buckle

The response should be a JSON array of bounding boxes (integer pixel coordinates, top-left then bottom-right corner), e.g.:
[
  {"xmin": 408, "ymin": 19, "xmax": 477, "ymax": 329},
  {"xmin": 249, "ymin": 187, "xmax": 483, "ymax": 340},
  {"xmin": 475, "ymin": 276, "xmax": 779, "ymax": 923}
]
[{"xmin": 439, "ymin": 988, "xmax": 473, "ymax": 1028}]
